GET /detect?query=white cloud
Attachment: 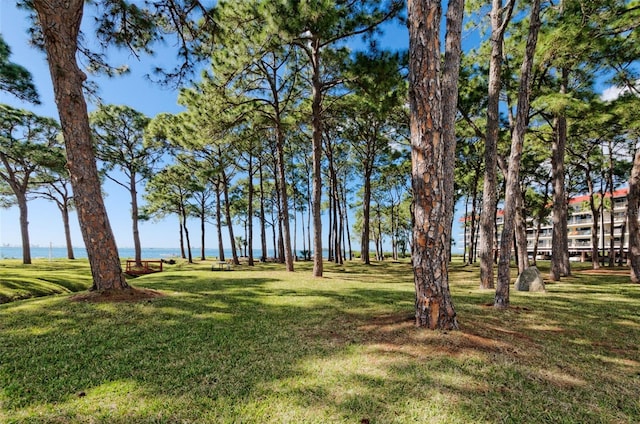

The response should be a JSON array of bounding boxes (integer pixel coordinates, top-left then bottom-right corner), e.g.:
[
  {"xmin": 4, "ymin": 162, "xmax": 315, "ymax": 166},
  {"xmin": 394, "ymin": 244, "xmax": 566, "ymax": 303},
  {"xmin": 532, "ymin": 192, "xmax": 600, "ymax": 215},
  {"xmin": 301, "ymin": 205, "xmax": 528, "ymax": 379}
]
[
  {"xmin": 601, "ymin": 80, "xmax": 639, "ymax": 102},
  {"xmin": 601, "ymin": 85, "xmax": 626, "ymax": 101}
]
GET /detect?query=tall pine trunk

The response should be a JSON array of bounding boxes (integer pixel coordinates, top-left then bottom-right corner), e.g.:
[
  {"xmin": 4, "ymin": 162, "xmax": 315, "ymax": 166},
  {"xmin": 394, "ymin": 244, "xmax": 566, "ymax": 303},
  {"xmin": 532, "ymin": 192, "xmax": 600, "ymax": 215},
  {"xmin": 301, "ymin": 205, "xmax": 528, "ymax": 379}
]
[
  {"xmin": 495, "ymin": 0, "xmax": 541, "ymax": 308},
  {"xmin": 130, "ymin": 173, "xmax": 142, "ymax": 265},
  {"xmin": 215, "ymin": 182, "xmax": 225, "ymax": 261},
  {"xmin": 550, "ymin": 68, "xmax": 571, "ymax": 280},
  {"xmin": 222, "ymin": 166, "xmax": 239, "ymax": 265},
  {"xmin": 275, "ymin": 119, "xmax": 294, "ymax": 271},
  {"xmin": 514, "ymin": 184, "xmax": 529, "ymax": 273},
  {"xmin": 16, "ymin": 192, "xmax": 32, "ymax": 265},
  {"xmin": 247, "ymin": 152, "xmax": 255, "ymax": 266},
  {"xmin": 310, "ymin": 36, "xmax": 324, "ymax": 277},
  {"xmin": 629, "ymin": 148, "xmax": 640, "ymax": 282},
  {"xmin": 479, "ymin": 0, "xmax": 514, "ymax": 289},
  {"xmin": 361, "ymin": 166, "xmax": 373, "ymax": 264},
  {"xmin": 259, "ymin": 158, "xmax": 268, "ymax": 262},
  {"xmin": 408, "ymin": 0, "xmax": 461, "ymax": 330},
  {"xmin": 33, "ymin": 0, "xmax": 128, "ymax": 291}
]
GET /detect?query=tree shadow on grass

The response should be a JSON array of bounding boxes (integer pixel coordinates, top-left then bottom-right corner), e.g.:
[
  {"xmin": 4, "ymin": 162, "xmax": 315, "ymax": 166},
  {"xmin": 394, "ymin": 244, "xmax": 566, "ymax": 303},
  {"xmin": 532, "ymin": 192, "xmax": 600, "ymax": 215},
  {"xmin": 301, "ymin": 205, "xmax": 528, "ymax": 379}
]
[{"xmin": 1, "ymin": 265, "xmax": 639, "ymax": 422}]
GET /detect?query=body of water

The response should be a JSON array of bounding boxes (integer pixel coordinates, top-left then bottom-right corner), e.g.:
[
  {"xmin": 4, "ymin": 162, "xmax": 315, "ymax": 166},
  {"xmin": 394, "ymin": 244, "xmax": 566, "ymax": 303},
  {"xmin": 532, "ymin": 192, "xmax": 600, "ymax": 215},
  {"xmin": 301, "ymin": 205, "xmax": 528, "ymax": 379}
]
[{"xmin": 0, "ymin": 246, "xmax": 238, "ymax": 260}]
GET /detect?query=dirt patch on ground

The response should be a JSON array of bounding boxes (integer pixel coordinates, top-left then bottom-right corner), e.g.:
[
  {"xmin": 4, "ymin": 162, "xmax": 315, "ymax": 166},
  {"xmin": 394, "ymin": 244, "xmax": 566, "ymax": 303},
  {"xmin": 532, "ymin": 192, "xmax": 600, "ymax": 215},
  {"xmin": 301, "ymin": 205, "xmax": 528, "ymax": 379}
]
[{"xmin": 69, "ymin": 287, "xmax": 165, "ymax": 303}]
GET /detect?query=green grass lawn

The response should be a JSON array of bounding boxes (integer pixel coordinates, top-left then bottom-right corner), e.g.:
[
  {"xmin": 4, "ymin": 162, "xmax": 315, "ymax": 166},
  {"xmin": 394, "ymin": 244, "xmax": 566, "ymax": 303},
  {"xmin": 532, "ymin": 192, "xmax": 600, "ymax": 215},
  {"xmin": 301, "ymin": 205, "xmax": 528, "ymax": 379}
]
[{"xmin": 1, "ymin": 259, "xmax": 639, "ymax": 423}]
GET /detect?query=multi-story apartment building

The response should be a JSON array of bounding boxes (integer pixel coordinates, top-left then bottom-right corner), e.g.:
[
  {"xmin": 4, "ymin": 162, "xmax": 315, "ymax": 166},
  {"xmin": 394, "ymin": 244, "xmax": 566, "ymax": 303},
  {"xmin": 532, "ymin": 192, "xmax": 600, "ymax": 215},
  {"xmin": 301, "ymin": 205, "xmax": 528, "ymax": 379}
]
[
  {"xmin": 528, "ymin": 188, "xmax": 629, "ymax": 261},
  {"xmin": 463, "ymin": 188, "xmax": 631, "ymax": 262}
]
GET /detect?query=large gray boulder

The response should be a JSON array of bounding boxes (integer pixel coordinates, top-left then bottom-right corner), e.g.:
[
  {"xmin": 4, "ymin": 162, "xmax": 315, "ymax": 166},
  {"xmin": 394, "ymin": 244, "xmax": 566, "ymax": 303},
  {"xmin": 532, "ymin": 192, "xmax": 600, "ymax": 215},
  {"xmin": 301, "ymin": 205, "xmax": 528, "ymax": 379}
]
[{"xmin": 514, "ymin": 266, "xmax": 546, "ymax": 292}]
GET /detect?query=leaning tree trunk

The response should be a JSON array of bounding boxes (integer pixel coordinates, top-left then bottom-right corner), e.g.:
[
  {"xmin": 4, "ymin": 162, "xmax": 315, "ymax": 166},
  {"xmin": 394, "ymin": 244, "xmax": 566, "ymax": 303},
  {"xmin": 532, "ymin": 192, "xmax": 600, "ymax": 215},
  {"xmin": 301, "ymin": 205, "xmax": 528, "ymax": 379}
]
[
  {"xmin": 33, "ymin": 0, "xmax": 128, "ymax": 291},
  {"xmin": 495, "ymin": 0, "xmax": 541, "ymax": 308},
  {"xmin": 60, "ymin": 203, "xmax": 75, "ymax": 259},
  {"xmin": 408, "ymin": 0, "xmax": 460, "ymax": 330},
  {"xmin": 628, "ymin": 148, "xmax": 640, "ymax": 282}
]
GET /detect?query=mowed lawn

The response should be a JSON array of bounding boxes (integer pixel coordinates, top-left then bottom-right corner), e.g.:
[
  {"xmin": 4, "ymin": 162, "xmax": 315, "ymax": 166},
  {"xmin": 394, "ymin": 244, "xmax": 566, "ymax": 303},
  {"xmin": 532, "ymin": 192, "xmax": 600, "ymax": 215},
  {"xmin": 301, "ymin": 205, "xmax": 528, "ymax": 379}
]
[{"xmin": 1, "ymin": 259, "xmax": 639, "ymax": 423}]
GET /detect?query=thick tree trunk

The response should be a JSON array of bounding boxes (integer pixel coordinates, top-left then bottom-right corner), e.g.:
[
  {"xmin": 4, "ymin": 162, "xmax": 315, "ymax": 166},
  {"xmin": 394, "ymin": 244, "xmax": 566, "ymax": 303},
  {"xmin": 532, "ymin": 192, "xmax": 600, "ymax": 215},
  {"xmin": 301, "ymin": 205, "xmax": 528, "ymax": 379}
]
[
  {"xmin": 479, "ymin": 0, "xmax": 514, "ymax": 290},
  {"xmin": 629, "ymin": 148, "xmax": 640, "ymax": 282},
  {"xmin": 550, "ymin": 68, "xmax": 571, "ymax": 280},
  {"xmin": 496, "ymin": 0, "xmax": 541, "ymax": 308},
  {"xmin": 311, "ymin": 37, "xmax": 324, "ymax": 277},
  {"xmin": 408, "ymin": 0, "xmax": 459, "ymax": 330},
  {"xmin": 33, "ymin": 0, "xmax": 128, "ymax": 291}
]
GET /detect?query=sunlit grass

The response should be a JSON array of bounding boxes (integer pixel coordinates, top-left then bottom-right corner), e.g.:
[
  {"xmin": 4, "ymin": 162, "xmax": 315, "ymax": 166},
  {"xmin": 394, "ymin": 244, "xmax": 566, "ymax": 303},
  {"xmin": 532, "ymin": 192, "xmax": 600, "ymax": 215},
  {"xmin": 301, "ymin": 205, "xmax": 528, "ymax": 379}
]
[{"xmin": 1, "ymin": 258, "xmax": 639, "ymax": 423}]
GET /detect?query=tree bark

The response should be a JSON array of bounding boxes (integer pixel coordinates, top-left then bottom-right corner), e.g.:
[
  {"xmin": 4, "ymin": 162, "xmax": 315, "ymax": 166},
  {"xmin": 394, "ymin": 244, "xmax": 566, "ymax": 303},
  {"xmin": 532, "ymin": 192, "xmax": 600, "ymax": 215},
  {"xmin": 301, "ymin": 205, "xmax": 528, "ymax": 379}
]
[
  {"xmin": 215, "ymin": 182, "xmax": 225, "ymax": 261},
  {"xmin": 247, "ymin": 152, "xmax": 255, "ymax": 266},
  {"xmin": 495, "ymin": 0, "xmax": 541, "ymax": 308},
  {"xmin": 311, "ymin": 36, "xmax": 324, "ymax": 277},
  {"xmin": 33, "ymin": 0, "xmax": 128, "ymax": 291},
  {"xmin": 408, "ymin": 0, "xmax": 459, "ymax": 330},
  {"xmin": 550, "ymin": 68, "xmax": 571, "ymax": 280},
  {"xmin": 629, "ymin": 149, "xmax": 640, "ymax": 282},
  {"xmin": 60, "ymin": 202, "xmax": 75, "ymax": 259},
  {"xmin": 200, "ymin": 196, "xmax": 206, "ymax": 261},
  {"xmin": 17, "ymin": 192, "xmax": 32, "ymax": 265},
  {"xmin": 222, "ymin": 166, "xmax": 239, "ymax": 265},
  {"xmin": 479, "ymin": 0, "xmax": 514, "ymax": 290},
  {"xmin": 180, "ymin": 202, "xmax": 193, "ymax": 264},
  {"xmin": 258, "ymin": 158, "xmax": 268, "ymax": 262},
  {"xmin": 441, "ymin": 0, "xmax": 465, "ymax": 266},
  {"xmin": 514, "ymin": 184, "xmax": 529, "ymax": 274},
  {"xmin": 361, "ymin": 167, "xmax": 372, "ymax": 264},
  {"xmin": 130, "ymin": 173, "xmax": 142, "ymax": 265},
  {"xmin": 275, "ymin": 116, "xmax": 294, "ymax": 271},
  {"xmin": 589, "ymin": 184, "xmax": 601, "ymax": 270}
]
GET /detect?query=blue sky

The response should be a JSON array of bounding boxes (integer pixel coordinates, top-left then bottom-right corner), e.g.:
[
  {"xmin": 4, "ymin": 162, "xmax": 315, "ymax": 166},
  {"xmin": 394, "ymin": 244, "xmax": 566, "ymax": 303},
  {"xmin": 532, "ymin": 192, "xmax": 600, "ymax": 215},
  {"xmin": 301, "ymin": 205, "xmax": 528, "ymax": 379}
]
[
  {"xmin": 1, "ymin": 3, "xmax": 187, "ymax": 249},
  {"xmin": 0, "ymin": 2, "xmax": 470, "ymax": 253}
]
